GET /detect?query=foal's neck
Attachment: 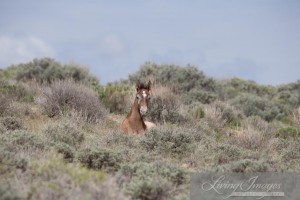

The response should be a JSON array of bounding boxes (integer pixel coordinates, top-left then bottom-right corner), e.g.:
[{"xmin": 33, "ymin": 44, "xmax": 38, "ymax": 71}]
[{"xmin": 128, "ymin": 99, "xmax": 145, "ymax": 125}]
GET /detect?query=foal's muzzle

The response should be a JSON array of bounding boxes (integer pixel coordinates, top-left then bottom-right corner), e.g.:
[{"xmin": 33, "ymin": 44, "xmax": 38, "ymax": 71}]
[{"xmin": 139, "ymin": 106, "xmax": 148, "ymax": 115}]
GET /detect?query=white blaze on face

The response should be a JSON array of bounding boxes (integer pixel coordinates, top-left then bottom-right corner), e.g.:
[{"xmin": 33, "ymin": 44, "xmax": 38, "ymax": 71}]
[
  {"xmin": 139, "ymin": 90, "xmax": 149, "ymax": 115},
  {"xmin": 142, "ymin": 90, "xmax": 147, "ymax": 98}
]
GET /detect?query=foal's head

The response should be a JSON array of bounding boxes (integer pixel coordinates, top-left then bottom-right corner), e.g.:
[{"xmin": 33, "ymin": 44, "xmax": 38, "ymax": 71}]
[{"xmin": 135, "ymin": 80, "xmax": 151, "ymax": 115}]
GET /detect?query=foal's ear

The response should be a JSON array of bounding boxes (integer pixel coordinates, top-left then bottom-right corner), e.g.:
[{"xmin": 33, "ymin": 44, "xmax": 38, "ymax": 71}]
[
  {"xmin": 147, "ymin": 80, "xmax": 152, "ymax": 91},
  {"xmin": 136, "ymin": 80, "xmax": 141, "ymax": 91}
]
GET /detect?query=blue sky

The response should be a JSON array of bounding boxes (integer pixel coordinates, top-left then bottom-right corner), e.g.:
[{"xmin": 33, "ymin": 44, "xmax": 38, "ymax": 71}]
[{"xmin": 0, "ymin": 0, "xmax": 299, "ymax": 85}]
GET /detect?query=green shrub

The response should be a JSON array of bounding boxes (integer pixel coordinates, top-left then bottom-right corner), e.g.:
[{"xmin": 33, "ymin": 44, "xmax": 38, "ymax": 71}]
[
  {"xmin": 230, "ymin": 93, "xmax": 283, "ymax": 121},
  {"xmin": 0, "ymin": 147, "xmax": 28, "ymax": 172},
  {"xmin": 77, "ymin": 147, "xmax": 123, "ymax": 172},
  {"xmin": 277, "ymin": 81, "xmax": 300, "ymax": 112},
  {"xmin": 220, "ymin": 78, "xmax": 276, "ymax": 99},
  {"xmin": 276, "ymin": 90, "xmax": 300, "ymax": 112},
  {"xmin": 215, "ymin": 159, "xmax": 270, "ymax": 172},
  {"xmin": 0, "ymin": 183, "xmax": 23, "ymax": 200},
  {"xmin": 43, "ymin": 122, "xmax": 84, "ymax": 148},
  {"xmin": 19, "ymin": 155, "xmax": 127, "ymax": 200},
  {"xmin": 276, "ymin": 126, "xmax": 300, "ymax": 139},
  {"xmin": 37, "ymin": 80, "xmax": 106, "ymax": 123},
  {"xmin": 185, "ymin": 89, "xmax": 217, "ymax": 104},
  {"xmin": 0, "ymin": 130, "xmax": 45, "ymax": 151},
  {"xmin": 140, "ymin": 127, "xmax": 194, "ymax": 157},
  {"xmin": 54, "ymin": 142, "xmax": 75, "ymax": 161},
  {"xmin": 127, "ymin": 177, "xmax": 172, "ymax": 200},
  {"xmin": 140, "ymin": 129, "xmax": 160, "ymax": 151},
  {"xmin": 10, "ymin": 58, "xmax": 99, "ymax": 85},
  {"xmin": 213, "ymin": 144, "xmax": 243, "ymax": 164},
  {"xmin": 159, "ymin": 131, "xmax": 193, "ymax": 155},
  {"xmin": 129, "ymin": 62, "xmax": 216, "ymax": 93},
  {"xmin": 126, "ymin": 162, "xmax": 186, "ymax": 186},
  {"xmin": 103, "ymin": 130, "xmax": 138, "ymax": 148},
  {"xmin": 121, "ymin": 161, "xmax": 187, "ymax": 199},
  {"xmin": 63, "ymin": 63, "xmax": 99, "ymax": 85},
  {"xmin": 0, "ymin": 81, "xmax": 35, "ymax": 103},
  {"xmin": 96, "ymin": 83, "xmax": 131, "ymax": 113},
  {"xmin": 280, "ymin": 142, "xmax": 300, "ymax": 161},
  {"xmin": 0, "ymin": 117, "xmax": 24, "ymax": 131},
  {"xmin": 231, "ymin": 159, "xmax": 270, "ymax": 172},
  {"xmin": 191, "ymin": 106, "xmax": 205, "ymax": 119}
]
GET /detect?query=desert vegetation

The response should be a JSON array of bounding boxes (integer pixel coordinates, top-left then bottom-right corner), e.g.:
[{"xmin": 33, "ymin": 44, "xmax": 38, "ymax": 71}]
[{"xmin": 0, "ymin": 58, "xmax": 299, "ymax": 199}]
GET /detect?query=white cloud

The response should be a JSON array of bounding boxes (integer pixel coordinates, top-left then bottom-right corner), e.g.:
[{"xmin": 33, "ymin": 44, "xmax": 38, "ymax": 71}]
[
  {"xmin": 98, "ymin": 35, "xmax": 124, "ymax": 56},
  {"xmin": 0, "ymin": 35, "xmax": 55, "ymax": 68}
]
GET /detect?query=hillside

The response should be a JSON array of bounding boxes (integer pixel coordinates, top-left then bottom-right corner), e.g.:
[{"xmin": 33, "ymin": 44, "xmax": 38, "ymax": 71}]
[{"xmin": 0, "ymin": 58, "xmax": 300, "ymax": 200}]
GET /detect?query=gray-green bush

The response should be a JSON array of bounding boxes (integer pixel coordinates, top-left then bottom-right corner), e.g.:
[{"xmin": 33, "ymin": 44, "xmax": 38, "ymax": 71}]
[
  {"xmin": 0, "ymin": 130, "xmax": 45, "ymax": 151},
  {"xmin": 7, "ymin": 57, "xmax": 99, "ymax": 85},
  {"xmin": 0, "ymin": 182, "xmax": 23, "ymax": 200},
  {"xmin": 96, "ymin": 83, "xmax": 131, "ymax": 114},
  {"xmin": 12, "ymin": 155, "xmax": 127, "ymax": 200},
  {"xmin": 0, "ymin": 81, "xmax": 35, "ymax": 103},
  {"xmin": 140, "ymin": 127, "xmax": 194, "ymax": 157},
  {"xmin": 0, "ymin": 117, "xmax": 24, "ymax": 131},
  {"xmin": 280, "ymin": 142, "xmax": 300, "ymax": 161},
  {"xmin": 0, "ymin": 146, "xmax": 28, "ymax": 172},
  {"xmin": 185, "ymin": 89, "xmax": 217, "ymax": 104},
  {"xmin": 121, "ymin": 161, "xmax": 187, "ymax": 200},
  {"xmin": 54, "ymin": 142, "xmax": 75, "ymax": 161},
  {"xmin": 43, "ymin": 122, "xmax": 84, "ymax": 148},
  {"xmin": 276, "ymin": 126, "xmax": 300, "ymax": 139},
  {"xmin": 277, "ymin": 81, "xmax": 300, "ymax": 112},
  {"xmin": 231, "ymin": 93, "xmax": 283, "ymax": 121},
  {"xmin": 212, "ymin": 143, "xmax": 243, "ymax": 164},
  {"xmin": 215, "ymin": 159, "xmax": 270, "ymax": 172},
  {"xmin": 129, "ymin": 62, "xmax": 216, "ymax": 93},
  {"xmin": 78, "ymin": 147, "xmax": 123, "ymax": 172},
  {"xmin": 127, "ymin": 177, "xmax": 172, "ymax": 200}
]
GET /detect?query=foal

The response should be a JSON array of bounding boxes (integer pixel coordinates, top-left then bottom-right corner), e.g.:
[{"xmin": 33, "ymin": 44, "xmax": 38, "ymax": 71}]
[{"xmin": 121, "ymin": 80, "xmax": 155, "ymax": 135}]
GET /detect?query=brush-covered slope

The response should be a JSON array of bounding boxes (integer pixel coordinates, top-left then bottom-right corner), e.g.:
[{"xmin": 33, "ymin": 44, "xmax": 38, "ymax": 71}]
[{"xmin": 0, "ymin": 58, "xmax": 299, "ymax": 200}]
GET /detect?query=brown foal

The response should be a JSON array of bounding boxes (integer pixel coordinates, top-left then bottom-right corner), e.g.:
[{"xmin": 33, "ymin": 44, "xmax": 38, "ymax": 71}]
[{"xmin": 121, "ymin": 80, "xmax": 154, "ymax": 135}]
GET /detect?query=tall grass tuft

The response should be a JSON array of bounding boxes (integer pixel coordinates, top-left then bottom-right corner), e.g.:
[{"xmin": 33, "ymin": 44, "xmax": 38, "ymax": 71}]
[
  {"xmin": 0, "ymin": 93, "xmax": 10, "ymax": 116},
  {"xmin": 36, "ymin": 80, "xmax": 106, "ymax": 123}
]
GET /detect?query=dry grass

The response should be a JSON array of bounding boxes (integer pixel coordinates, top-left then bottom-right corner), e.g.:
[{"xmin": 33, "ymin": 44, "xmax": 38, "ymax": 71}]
[
  {"xmin": 291, "ymin": 106, "xmax": 300, "ymax": 128},
  {"xmin": 229, "ymin": 127, "xmax": 266, "ymax": 149},
  {"xmin": 203, "ymin": 103, "xmax": 228, "ymax": 130},
  {"xmin": 226, "ymin": 116, "xmax": 271, "ymax": 150},
  {"xmin": 146, "ymin": 84, "xmax": 185, "ymax": 124},
  {"xmin": 0, "ymin": 93, "xmax": 10, "ymax": 116},
  {"xmin": 203, "ymin": 101, "xmax": 243, "ymax": 130},
  {"xmin": 36, "ymin": 80, "xmax": 106, "ymax": 123}
]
